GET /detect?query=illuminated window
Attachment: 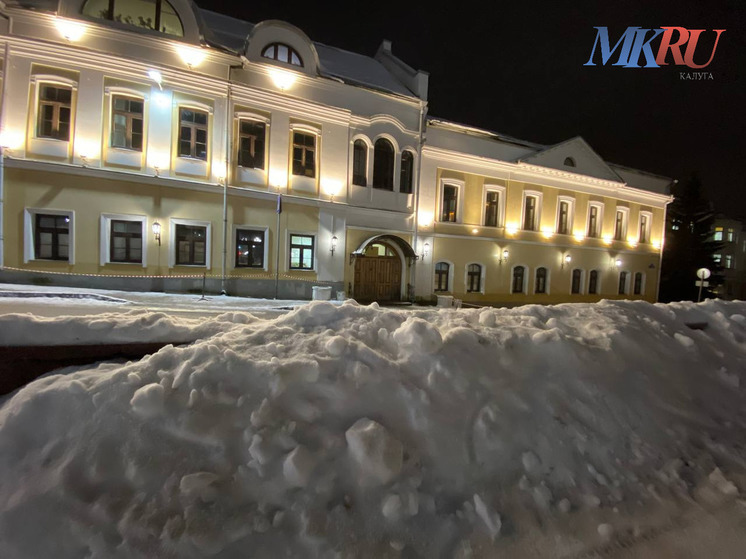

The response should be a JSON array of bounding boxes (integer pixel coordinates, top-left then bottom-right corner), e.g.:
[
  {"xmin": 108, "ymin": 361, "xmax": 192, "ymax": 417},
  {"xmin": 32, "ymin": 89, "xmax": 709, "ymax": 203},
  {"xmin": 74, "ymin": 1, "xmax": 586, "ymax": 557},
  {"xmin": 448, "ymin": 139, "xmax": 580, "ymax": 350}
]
[
  {"xmin": 111, "ymin": 95, "xmax": 143, "ymax": 151},
  {"xmin": 237, "ymin": 120, "xmax": 266, "ymax": 169},
  {"xmin": 261, "ymin": 43, "xmax": 303, "ymax": 66},
  {"xmin": 292, "ymin": 132, "xmax": 316, "ymax": 178},
  {"xmin": 352, "ymin": 140, "xmax": 367, "ymax": 186},
  {"xmin": 725, "ymin": 255, "xmax": 733, "ymax": 269},
  {"xmin": 373, "ymin": 139, "xmax": 394, "ymax": 190},
  {"xmin": 485, "ymin": 191, "xmax": 500, "ymax": 227},
  {"xmin": 289, "ymin": 234, "xmax": 314, "ymax": 270},
  {"xmin": 235, "ymin": 229, "xmax": 265, "ymax": 268},
  {"xmin": 178, "ymin": 108, "xmax": 208, "ymax": 160},
  {"xmin": 467, "ymin": 264, "xmax": 482, "ymax": 293},
  {"xmin": 400, "ymin": 150, "xmax": 414, "ymax": 194},
  {"xmin": 713, "ymin": 227, "xmax": 723, "ymax": 241},
  {"xmin": 82, "ymin": 0, "xmax": 184, "ymax": 37},
  {"xmin": 441, "ymin": 185, "xmax": 458, "ymax": 223},
  {"xmin": 512, "ymin": 266, "xmax": 525, "ymax": 294},
  {"xmin": 727, "ymin": 228, "xmax": 735, "ymax": 242},
  {"xmin": 639, "ymin": 212, "xmax": 651, "ymax": 243},
  {"xmin": 435, "ymin": 262, "xmax": 450, "ymax": 292},
  {"xmin": 37, "ymin": 85, "xmax": 72, "ymax": 141}
]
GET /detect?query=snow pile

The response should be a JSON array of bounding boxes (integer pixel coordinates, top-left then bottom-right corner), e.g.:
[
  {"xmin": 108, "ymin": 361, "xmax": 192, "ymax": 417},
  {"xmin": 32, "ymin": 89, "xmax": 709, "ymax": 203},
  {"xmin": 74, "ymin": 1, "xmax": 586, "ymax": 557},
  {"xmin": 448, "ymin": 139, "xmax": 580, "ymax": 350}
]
[{"xmin": 0, "ymin": 299, "xmax": 745, "ymax": 557}]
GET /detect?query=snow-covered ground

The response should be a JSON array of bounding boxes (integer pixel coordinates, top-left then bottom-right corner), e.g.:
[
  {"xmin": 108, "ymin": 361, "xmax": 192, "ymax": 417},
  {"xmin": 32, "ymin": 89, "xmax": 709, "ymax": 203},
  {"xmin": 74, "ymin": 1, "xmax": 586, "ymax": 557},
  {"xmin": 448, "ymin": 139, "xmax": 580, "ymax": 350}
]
[{"xmin": 0, "ymin": 298, "xmax": 745, "ymax": 557}]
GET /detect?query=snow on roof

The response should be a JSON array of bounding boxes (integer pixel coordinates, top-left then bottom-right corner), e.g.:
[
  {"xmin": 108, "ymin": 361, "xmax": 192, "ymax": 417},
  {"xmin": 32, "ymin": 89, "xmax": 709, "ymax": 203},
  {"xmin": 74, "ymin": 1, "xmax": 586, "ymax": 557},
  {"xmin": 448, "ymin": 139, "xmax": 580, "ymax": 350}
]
[
  {"xmin": 198, "ymin": 8, "xmax": 254, "ymax": 53},
  {"xmin": 1, "ymin": 298, "xmax": 745, "ymax": 555}
]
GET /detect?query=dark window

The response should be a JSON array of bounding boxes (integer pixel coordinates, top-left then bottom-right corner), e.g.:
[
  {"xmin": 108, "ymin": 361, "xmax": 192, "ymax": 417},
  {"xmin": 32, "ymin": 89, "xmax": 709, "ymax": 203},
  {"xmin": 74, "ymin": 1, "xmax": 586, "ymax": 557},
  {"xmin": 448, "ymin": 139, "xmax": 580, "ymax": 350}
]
[
  {"xmin": 441, "ymin": 185, "xmax": 458, "ymax": 222},
  {"xmin": 535, "ymin": 267, "xmax": 548, "ymax": 294},
  {"xmin": 588, "ymin": 205, "xmax": 599, "ymax": 237},
  {"xmin": 523, "ymin": 196, "xmax": 537, "ymax": 230},
  {"xmin": 37, "ymin": 85, "xmax": 72, "ymax": 141},
  {"xmin": 571, "ymin": 269, "xmax": 582, "ymax": 294},
  {"xmin": 110, "ymin": 220, "xmax": 142, "ymax": 263},
  {"xmin": 178, "ymin": 108, "xmax": 208, "ymax": 160},
  {"xmin": 633, "ymin": 272, "xmax": 643, "ymax": 295},
  {"xmin": 467, "ymin": 264, "xmax": 481, "ymax": 293},
  {"xmin": 485, "ymin": 191, "xmax": 500, "ymax": 227},
  {"xmin": 290, "ymin": 234, "xmax": 314, "ymax": 270},
  {"xmin": 564, "ymin": 157, "xmax": 576, "ymax": 167},
  {"xmin": 111, "ymin": 95, "xmax": 144, "ymax": 150},
  {"xmin": 588, "ymin": 270, "xmax": 599, "ymax": 294},
  {"xmin": 81, "ymin": 0, "xmax": 184, "ymax": 37},
  {"xmin": 261, "ymin": 43, "xmax": 303, "ymax": 66},
  {"xmin": 614, "ymin": 210, "xmax": 626, "ymax": 241},
  {"xmin": 352, "ymin": 140, "xmax": 367, "ymax": 186},
  {"xmin": 639, "ymin": 214, "xmax": 649, "ymax": 243},
  {"xmin": 435, "ymin": 262, "xmax": 449, "ymax": 292},
  {"xmin": 618, "ymin": 271, "xmax": 628, "ymax": 295},
  {"xmin": 175, "ymin": 224, "xmax": 207, "ymax": 266},
  {"xmin": 557, "ymin": 201, "xmax": 569, "ymax": 235},
  {"xmin": 237, "ymin": 120, "xmax": 266, "ymax": 170},
  {"xmin": 372, "ymin": 138, "xmax": 394, "ymax": 190},
  {"xmin": 292, "ymin": 132, "xmax": 316, "ymax": 178},
  {"xmin": 400, "ymin": 150, "xmax": 414, "ymax": 194},
  {"xmin": 512, "ymin": 266, "xmax": 525, "ymax": 294},
  {"xmin": 236, "ymin": 229, "xmax": 265, "ymax": 268},
  {"xmin": 34, "ymin": 214, "xmax": 70, "ymax": 260}
]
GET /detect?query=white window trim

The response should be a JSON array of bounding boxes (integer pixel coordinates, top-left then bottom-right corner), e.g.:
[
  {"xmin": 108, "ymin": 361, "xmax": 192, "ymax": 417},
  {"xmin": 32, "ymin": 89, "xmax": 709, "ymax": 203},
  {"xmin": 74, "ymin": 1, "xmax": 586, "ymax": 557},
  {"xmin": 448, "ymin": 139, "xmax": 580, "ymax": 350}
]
[
  {"xmin": 618, "ymin": 269, "xmax": 631, "ymax": 295},
  {"xmin": 510, "ymin": 264, "xmax": 528, "ymax": 294},
  {"xmin": 633, "ymin": 271, "xmax": 647, "ymax": 295},
  {"xmin": 482, "ymin": 184, "xmax": 506, "ymax": 228},
  {"xmin": 464, "ymin": 262, "xmax": 486, "ymax": 294},
  {"xmin": 570, "ymin": 268, "xmax": 585, "ymax": 295},
  {"xmin": 30, "ymin": 75, "xmax": 78, "ymax": 143},
  {"xmin": 614, "ymin": 206, "xmax": 630, "ymax": 241},
  {"xmin": 439, "ymin": 179, "xmax": 465, "ymax": 224},
  {"xmin": 555, "ymin": 196, "xmax": 575, "ymax": 235},
  {"xmin": 399, "ymin": 146, "xmax": 418, "ymax": 194},
  {"xmin": 233, "ymin": 224, "xmax": 270, "ymax": 271},
  {"xmin": 169, "ymin": 218, "xmax": 212, "ymax": 269},
  {"xmin": 638, "ymin": 211, "xmax": 653, "ymax": 243},
  {"xmin": 586, "ymin": 201, "xmax": 605, "ymax": 238},
  {"xmin": 289, "ymin": 124, "xmax": 321, "ymax": 180},
  {"xmin": 350, "ymin": 134, "xmax": 372, "ymax": 188},
  {"xmin": 100, "ymin": 213, "xmax": 147, "ymax": 267},
  {"xmin": 235, "ymin": 112, "xmax": 270, "ymax": 171},
  {"xmin": 434, "ymin": 260, "xmax": 455, "ymax": 293},
  {"xmin": 534, "ymin": 266, "xmax": 551, "ymax": 295},
  {"xmin": 23, "ymin": 208, "xmax": 75, "ymax": 264},
  {"xmin": 104, "ymin": 88, "xmax": 148, "ymax": 156},
  {"xmin": 588, "ymin": 269, "xmax": 601, "ymax": 295},
  {"xmin": 521, "ymin": 190, "xmax": 543, "ymax": 232},
  {"xmin": 287, "ymin": 231, "xmax": 317, "ymax": 272}
]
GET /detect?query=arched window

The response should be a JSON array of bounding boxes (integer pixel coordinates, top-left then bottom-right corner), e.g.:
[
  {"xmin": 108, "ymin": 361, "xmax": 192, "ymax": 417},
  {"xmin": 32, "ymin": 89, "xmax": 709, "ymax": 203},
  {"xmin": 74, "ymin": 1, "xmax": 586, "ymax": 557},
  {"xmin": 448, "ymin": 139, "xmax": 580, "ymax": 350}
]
[
  {"xmin": 588, "ymin": 270, "xmax": 599, "ymax": 294},
  {"xmin": 352, "ymin": 140, "xmax": 367, "ymax": 186},
  {"xmin": 82, "ymin": 0, "xmax": 184, "ymax": 36},
  {"xmin": 400, "ymin": 150, "xmax": 414, "ymax": 194},
  {"xmin": 467, "ymin": 264, "xmax": 481, "ymax": 293},
  {"xmin": 535, "ymin": 267, "xmax": 548, "ymax": 294},
  {"xmin": 435, "ymin": 262, "xmax": 450, "ymax": 292},
  {"xmin": 634, "ymin": 272, "xmax": 644, "ymax": 295},
  {"xmin": 512, "ymin": 266, "xmax": 525, "ymax": 294},
  {"xmin": 261, "ymin": 43, "xmax": 303, "ymax": 66},
  {"xmin": 373, "ymin": 138, "xmax": 395, "ymax": 190},
  {"xmin": 564, "ymin": 157, "xmax": 576, "ymax": 167},
  {"xmin": 618, "ymin": 271, "xmax": 628, "ymax": 295},
  {"xmin": 571, "ymin": 269, "xmax": 582, "ymax": 294}
]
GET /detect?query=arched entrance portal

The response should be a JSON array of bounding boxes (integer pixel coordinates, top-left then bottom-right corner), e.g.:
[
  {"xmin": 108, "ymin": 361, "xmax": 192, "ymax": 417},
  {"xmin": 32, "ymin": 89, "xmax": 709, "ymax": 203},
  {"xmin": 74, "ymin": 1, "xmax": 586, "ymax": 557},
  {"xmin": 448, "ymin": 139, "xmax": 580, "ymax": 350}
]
[{"xmin": 351, "ymin": 235, "xmax": 416, "ymax": 303}]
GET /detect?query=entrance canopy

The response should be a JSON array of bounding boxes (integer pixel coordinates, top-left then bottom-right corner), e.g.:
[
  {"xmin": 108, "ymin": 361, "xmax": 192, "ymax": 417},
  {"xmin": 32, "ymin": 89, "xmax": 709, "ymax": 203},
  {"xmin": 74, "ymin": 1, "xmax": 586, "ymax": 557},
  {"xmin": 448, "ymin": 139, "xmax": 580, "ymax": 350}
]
[{"xmin": 350, "ymin": 234, "xmax": 417, "ymax": 262}]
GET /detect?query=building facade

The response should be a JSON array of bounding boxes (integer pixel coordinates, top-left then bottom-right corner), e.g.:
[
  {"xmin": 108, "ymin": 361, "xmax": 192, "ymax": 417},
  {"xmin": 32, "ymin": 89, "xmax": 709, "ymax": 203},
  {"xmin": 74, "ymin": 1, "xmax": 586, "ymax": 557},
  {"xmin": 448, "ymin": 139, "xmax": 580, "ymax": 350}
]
[
  {"xmin": 0, "ymin": 0, "xmax": 673, "ymax": 304},
  {"xmin": 712, "ymin": 216, "xmax": 746, "ymax": 300}
]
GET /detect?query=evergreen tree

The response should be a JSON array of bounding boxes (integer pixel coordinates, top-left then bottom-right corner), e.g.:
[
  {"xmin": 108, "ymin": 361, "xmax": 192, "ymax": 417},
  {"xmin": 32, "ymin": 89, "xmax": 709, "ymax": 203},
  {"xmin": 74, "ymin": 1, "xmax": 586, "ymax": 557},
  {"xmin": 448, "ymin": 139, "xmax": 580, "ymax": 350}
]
[{"xmin": 659, "ymin": 174, "xmax": 723, "ymax": 302}]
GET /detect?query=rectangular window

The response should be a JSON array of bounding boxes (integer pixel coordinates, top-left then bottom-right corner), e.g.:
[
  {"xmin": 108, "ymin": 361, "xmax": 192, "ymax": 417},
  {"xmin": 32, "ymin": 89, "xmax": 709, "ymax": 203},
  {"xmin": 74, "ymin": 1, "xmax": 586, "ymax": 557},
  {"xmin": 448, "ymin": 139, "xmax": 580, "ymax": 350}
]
[
  {"xmin": 237, "ymin": 120, "xmax": 266, "ymax": 169},
  {"xmin": 111, "ymin": 96, "xmax": 144, "ymax": 151},
  {"xmin": 523, "ymin": 196, "xmax": 537, "ymax": 230},
  {"xmin": 290, "ymin": 234, "xmax": 314, "ymax": 270},
  {"xmin": 110, "ymin": 220, "xmax": 142, "ymax": 263},
  {"xmin": 727, "ymin": 228, "xmax": 735, "ymax": 242},
  {"xmin": 557, "ymin": 201, "xmax": 570, "ymax": 235},
  {"xmin": 634, "ymin": 273, "xmax": 643, "ymax": 295},
  {"xmin": 467, "ymin": 264, "xmax": 481, "ymax": 293},
  {"xmin": 587, "ymin": 205, "xmax": 600, "ymax": 238},
  {"xmin": 484, "ymin": 191, "xmax": 500, "ymax": 227},
  {"xmin": 292, "ymin": 132, "xmax": 316, "ymax": 178},
  {"xmin": 725, "ymin": 254, "xmax": 733, "ymax": 269},
  {"xmin": 714, "ymin": 227, "xmax": 723, "ymax": 241},
  {"xmin": 614, "ymin": 210, "xmax": 626, "ymax": 241},
  {"xmin": 236, "ymin": 229, "xmax": 265, "ymax": 268},
  {"xmin": 175, "ymin": 224, "xmax": 207, "ymax": 265},
  {"xmin": 571, "ymin": 269, "xmax": 581, "ymax": 294},
  {"xmin": 618, "ymin": 271, "xmax": 627, "ymax": 295},
  {"xmin": 441, "ymin": 185, "xmax": 458, "ymax": 222},
  {"xmin": 435, "ymin": 262, "xmax": 450, "ymax": 292},
  {"xmin": 38, "ymin": 85, "xmax": 72, "ymax": 141},
  {"xmin": 34, "ymin": 214, "xmax": 70, "ymax": 260},
  {"xmin": 588, "ymin": 270, "xmax": 599, "ymax": 295},
  {"xmin": 639, "ymin": 213, "xmax": 650, "ymax": 243},
  {"xmin": 713, "ymin": 253, "xmax": 722, "ymax": 264},
  {"xmin": 178, "ymin": 108, "xmax": 208, "ymax": 160}
]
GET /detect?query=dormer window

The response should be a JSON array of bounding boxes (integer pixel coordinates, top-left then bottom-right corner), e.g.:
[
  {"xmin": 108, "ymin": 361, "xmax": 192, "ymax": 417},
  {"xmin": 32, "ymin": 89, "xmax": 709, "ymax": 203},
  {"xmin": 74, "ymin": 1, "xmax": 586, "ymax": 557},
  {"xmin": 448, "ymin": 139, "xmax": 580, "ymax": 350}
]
[
  {"xmin": 261, "ymin": 43, "xmax": 303, "ymax": 67},
  {"xmin": 82, "ymin": 0, "xmax": 184, "ymax": 37},
  {"xmin": 564, "ymin": 157, "xmax": 576, "ymax": 167}
]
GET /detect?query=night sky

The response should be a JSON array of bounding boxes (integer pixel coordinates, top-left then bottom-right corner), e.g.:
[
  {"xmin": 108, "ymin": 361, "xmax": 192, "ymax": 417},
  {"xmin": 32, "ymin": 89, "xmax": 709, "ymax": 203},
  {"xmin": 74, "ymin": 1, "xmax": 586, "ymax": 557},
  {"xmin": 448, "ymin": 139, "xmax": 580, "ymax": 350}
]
[{"xmin": 205, "ymin": 0, "xmax": 746, "ymax": 218}]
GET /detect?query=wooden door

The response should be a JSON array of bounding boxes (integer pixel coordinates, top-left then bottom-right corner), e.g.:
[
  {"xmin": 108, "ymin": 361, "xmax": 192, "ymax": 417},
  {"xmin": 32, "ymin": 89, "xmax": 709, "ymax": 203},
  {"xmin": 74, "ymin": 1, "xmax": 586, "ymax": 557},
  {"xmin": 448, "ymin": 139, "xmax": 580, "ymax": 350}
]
[{"xmin": 354, "ymin": 256, "xmax": 402, "ymax": 302}]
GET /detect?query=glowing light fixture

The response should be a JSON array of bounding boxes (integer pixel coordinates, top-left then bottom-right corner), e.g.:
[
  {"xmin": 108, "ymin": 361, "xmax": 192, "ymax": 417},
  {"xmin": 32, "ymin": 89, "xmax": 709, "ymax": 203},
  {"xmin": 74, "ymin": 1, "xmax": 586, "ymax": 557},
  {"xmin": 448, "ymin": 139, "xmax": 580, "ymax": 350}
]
[
  {"xmin": 574, "ymin": 232, "xmax": 585, "ymax": 242},
  {"xmin": 561, "ymin": 253, "xmax": 572, "ymax": 269},
  {"xmin": 269, "ymin": 169, "xmax": 287, "ymax": 190},
  {"xmin": 55, "ymin": 18, "xmax": 86, "ymax": 42},
  {"xmin": 152, "ymin": 221, "xmax": 162, "ymax": 246},
  {"xmin": 506, "ymin": 224, "xmax": 519, "ymax": 236},
  {"xmin": 472, "ymin": 228, "xmax": 479, "ymax": 234},
  {"xmin": 627, "ymin": 237, "xmax": 638, "ymax": 248},
  {"xmin": 322, "ymin": 178, "xmax": 342, "ymax": 202},
  {"xmin": 330, "ymin": 235, "xmax": 338, "ymax": 255},
  {"xmin": 602, "ymin": 235, "xmax": 613, "ymax": 245},
  {"xmin": 652, "ymin": 239, "xmax": 662, "ymax": 250},
  {"xmin": 177, "ymin": 45, "xmax": 207, "ymax": 69},
  {"xmin": 0, "ymin": 129, "xmax": 24, "ymax": 151},
  {"xmin": 542, "ymin": 227, "xmax": 554, "ymax": 239},
  {"xmin": 422, "ymin": 242, "xmax": 430, "ymax": 259},
  {"xmin": 498, "ymin": 248, "xmax": 509, "ymax": 264},
  {"xmin": 269, "ymin": 68, "xmax": 296, "ymax": 91},
  {"xmin": 614, "ymin": 258, "xmax": 622, "ymax": 268},
  {"xmin": 148, "ymin": 69, "xmax": 163, "ymax": 90},
  {"xmin": 418, "ymin": 211, "xmax": 434, "ymax": 228}
]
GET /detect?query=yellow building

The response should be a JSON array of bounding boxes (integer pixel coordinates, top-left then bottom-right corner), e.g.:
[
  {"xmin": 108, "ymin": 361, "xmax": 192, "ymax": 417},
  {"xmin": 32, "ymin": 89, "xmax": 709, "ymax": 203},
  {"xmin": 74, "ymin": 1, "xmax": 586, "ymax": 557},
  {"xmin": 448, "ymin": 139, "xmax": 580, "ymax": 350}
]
[{"xmin": 0, "ymin": 0, "xmax": 672, "ymax": 304}]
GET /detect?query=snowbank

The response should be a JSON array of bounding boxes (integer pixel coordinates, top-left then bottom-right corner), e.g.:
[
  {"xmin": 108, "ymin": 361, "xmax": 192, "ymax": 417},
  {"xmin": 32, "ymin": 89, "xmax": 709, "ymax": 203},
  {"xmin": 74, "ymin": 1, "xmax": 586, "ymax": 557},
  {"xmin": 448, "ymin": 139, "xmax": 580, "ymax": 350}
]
[{"xmin": 0, "ymin": 299, "xmax": 745, "ymax": 557}]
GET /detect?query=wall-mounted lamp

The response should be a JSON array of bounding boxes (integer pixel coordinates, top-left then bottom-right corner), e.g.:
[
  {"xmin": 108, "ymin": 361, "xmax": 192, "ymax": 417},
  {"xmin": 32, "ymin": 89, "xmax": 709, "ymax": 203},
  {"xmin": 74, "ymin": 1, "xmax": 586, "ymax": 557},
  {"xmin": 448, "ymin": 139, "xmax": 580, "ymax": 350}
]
[
  {"xmin": 176, "ymin": 46, "xmax": 207, "ymax": 69},
  {"xmin": 148, "ymin": 69, "xmax": 163, "ymax": 90},
  {"xmin": 152, "ymin": 221, "xmax": 162, "ymax": 246},
  {"xmin": 330, "ymin": 235, "xmax": 338, "ymax": 256},
  {"xmin": 55, "ymin": 18, "xmax": 86, "ymax": 42},
  {"xmin": 499, "ymin": 248, "xmax": 509, "ymax": 264},
  {"xmin": 422, "ymin": 242, "xmax": 430, "ymax": 260},
  {"xmin": 613, "ymin": 257, "xmax": 622, "ymax": 268},
  {"xmin": 269, "ymin": 68, "xmax": 297, "ymax": 91},
  {"xmin": 561, "ymin": 253, "xmax": 572, "ymax": 269}
]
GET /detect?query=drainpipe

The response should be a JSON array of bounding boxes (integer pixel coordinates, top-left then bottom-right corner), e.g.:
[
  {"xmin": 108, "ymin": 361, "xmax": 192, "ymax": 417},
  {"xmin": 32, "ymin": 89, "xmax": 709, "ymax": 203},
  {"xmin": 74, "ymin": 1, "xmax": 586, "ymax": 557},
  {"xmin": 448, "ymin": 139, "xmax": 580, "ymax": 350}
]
[
  {"xmin": 220, "ymin": 85, "xmax": 231, "ymax": 295},
  {"xmin": 410, "ymin": 100, "xmax": 427, "ymax": 301},
  {"xmin": 0, "ymin": 42, "xmax": 9, "ymax": 270}
]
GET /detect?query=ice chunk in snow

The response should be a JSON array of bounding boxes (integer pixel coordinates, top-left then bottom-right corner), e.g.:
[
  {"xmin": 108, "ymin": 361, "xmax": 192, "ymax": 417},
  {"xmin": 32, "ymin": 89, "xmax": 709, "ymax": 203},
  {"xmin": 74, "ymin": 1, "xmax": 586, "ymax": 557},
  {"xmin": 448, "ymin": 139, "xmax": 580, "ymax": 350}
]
[
  {"xmin": 674, "ymin": 332, "xmax": 695, "ymax": 347},
  {"xmin": 381, "ymin": 494, "xmax": 402, "ymax": 521},
  {"xmin": 345, "ymin": 418, "xmax": 403, "ymax": 485},
  {"xmin": 597, "ymin": 523, "xmax": 614, "ymax": 539},
  {"xmin": 473, "ymin": 494, "xmax": 501, "ymax": 540},
  {"xmin": 180, "ymin": 472, "xmax": 219, "ymax": 501},
  {"xmin": 522, "ymin": 451, "xmax": 541, "ymax": 473},
  {"xmin": 708, "ymin": 468, "xmax": 739, "ymax": 496},
  {"xmin": 392, "ymin": 317, "xmax": 442, "ymax": 354},
  {"xmin": 325, "ymin": 335, "xmax": 347, "ymax": 356},
  {"xmin": 129, "ymin": 383, "xmax": 164, "ymax": 417},
  {"xmin": 283, "ymin": 445, "xmax": 315, "ymax": 487}
]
